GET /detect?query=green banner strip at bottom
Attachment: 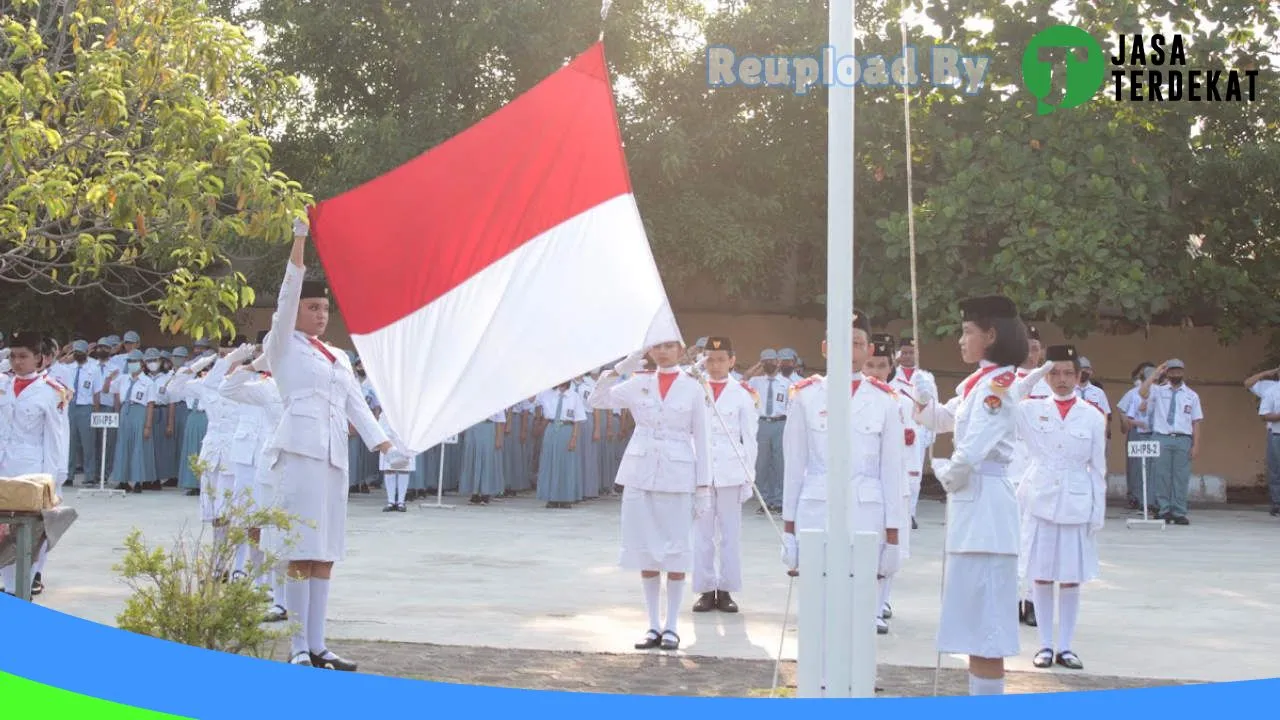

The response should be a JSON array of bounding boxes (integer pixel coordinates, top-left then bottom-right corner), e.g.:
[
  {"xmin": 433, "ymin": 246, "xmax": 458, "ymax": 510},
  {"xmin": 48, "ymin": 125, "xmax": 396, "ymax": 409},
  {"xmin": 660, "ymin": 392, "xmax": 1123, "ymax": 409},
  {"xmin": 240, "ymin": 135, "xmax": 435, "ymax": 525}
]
[{"xmin": 0, "ymin": 671, "xmax": 194, "ymax": 719}]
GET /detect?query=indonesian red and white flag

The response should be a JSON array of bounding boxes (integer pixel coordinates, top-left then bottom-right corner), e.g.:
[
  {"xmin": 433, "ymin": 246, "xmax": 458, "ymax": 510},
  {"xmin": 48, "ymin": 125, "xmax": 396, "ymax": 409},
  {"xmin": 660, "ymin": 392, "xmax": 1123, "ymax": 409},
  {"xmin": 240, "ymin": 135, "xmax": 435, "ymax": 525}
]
[{"xmin": 308, "ymin": 43, "xmax": 681, "ymax": 453}]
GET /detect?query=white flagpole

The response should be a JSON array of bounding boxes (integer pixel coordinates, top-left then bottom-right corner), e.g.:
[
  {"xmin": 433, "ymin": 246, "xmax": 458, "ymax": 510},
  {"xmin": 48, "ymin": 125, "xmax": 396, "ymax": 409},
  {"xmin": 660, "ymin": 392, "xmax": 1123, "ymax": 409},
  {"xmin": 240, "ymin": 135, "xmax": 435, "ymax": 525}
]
[{"xmin": 821, "ymin": 0, "xmax": 856, "ymax": 700}]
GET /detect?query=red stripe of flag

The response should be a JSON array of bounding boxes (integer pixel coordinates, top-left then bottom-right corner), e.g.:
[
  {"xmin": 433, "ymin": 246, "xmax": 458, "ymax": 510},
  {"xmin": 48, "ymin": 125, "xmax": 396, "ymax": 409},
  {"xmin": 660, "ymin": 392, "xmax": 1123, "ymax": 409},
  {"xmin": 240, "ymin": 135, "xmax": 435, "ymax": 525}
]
[{"xmin": 308, "ymin": 43, "xmax": 632, "ymax": 335}]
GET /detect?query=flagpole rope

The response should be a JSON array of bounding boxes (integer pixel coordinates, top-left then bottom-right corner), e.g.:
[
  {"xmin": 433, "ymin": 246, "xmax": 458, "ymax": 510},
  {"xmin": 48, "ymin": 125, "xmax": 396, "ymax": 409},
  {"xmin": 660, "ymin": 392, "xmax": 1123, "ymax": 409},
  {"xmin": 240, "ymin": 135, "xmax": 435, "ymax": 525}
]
[
  {"xmin": 599, "ymin": 0, "xmax": 613, "ymax": 41},
  {"xmin": 896, "ymin": 3, "xmax": 946, "ymax": 696}
]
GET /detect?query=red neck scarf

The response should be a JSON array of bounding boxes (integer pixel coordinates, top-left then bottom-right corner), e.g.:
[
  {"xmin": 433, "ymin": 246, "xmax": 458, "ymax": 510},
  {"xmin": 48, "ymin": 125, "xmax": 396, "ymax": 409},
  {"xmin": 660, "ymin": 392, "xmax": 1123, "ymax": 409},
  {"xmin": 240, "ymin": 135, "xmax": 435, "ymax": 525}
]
[
  {"xmin": 657, "ymin": 369, "xmax": 678, "ymax": 400},
  {"xmin": 962, "ymin": 364, "xmax": 1000, "ymax": 398},
  {"xmin": 1054, "ymin": 396, "xmax": 1076, "ymax": 419},
  {"xmin": 901, "ymin": 367, "xmax": 914, "ymax": 381},
  {"xmin": 13, "ymin": 376, "xmax": 37, "ymax": 396},
  {"xmin": 710, "ymin": 380, "xmax": 727, "ymax": 401},
  {"xmin": 308, "ymin": 337, "xmax": 336, "ymax": 364}
]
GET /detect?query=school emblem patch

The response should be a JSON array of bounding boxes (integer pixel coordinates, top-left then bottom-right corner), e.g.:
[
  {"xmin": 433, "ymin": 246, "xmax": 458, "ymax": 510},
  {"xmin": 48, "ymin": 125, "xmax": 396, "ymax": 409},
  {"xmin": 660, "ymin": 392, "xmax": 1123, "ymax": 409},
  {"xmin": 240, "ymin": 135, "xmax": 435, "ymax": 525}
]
[
  {"xmin": 904, "ymin": 428, "xmax": 916, "ymax": 446},
  {"xmin": 983, "ymin": 394, "xmax": 1003, "ymax": 414}
]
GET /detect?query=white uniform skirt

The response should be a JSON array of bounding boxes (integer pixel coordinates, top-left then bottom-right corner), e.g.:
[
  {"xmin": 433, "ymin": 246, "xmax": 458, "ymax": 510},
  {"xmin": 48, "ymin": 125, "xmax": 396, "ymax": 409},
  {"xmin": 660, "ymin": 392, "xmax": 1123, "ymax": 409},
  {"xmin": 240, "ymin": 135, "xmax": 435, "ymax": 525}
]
[
  {"xmin": 199, "ymin": 463, "xmax": 237, "ymax": 523},
  {"xmin": 270, "ymin": 452, "xmax": 349, "ymax": 563},
  {"xmin": 936, "ymin": 553, "xmax": 1020, "ymax": 658},
  {"xmin": 619, "ymin": 486, "xmax": 694, "ymax": 572},
  {"xmin": 1020, "ymin": 517, "xmax": 1098, "ymax": 584},
  {"xmin": 232, "ymin": 461, "xmax": 266, "ymax": 510}
]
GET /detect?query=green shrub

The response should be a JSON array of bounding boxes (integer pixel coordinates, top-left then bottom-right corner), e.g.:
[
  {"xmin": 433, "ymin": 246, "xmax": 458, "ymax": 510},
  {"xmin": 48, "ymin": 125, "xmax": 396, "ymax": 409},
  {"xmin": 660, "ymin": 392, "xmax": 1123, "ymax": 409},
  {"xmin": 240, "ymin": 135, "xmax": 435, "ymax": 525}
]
[{"xmin": 113, "ymin": 456, "xmax": 306, "ymax": 658}]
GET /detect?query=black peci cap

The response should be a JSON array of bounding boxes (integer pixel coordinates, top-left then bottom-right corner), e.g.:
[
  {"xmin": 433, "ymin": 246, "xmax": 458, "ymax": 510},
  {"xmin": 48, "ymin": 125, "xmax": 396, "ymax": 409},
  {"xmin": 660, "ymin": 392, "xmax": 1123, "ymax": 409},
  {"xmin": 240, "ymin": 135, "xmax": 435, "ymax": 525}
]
[
  {"xmin": 7, "ymin": 331, "xmax": 45, "ymax": 352},
  {"xmin": 704, "ymin": 336, "xmax": 733, "ymax": 353},
  {"xmin": 960, "ymin": 295, "xmax": 1018, "ymax": 321},
  {"xmin": 871, "ymin": 336, "xmax": 895, "ymax": 358},
  {"xmin": 1045, "ymin": 344, "xmax": 1077, "ymax": 362},
  {"xmin": 300, "ymin": 278, "xmax": 330, "ymax": 300}
]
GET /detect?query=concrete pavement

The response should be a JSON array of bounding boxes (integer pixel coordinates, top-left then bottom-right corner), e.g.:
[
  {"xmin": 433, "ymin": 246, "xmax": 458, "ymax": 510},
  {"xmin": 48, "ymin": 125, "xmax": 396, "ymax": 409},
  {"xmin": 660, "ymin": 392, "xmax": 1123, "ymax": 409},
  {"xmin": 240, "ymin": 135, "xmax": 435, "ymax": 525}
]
[{"xmin": 20, "ymin": 488, "xmax": 1280, "ymax": 684}]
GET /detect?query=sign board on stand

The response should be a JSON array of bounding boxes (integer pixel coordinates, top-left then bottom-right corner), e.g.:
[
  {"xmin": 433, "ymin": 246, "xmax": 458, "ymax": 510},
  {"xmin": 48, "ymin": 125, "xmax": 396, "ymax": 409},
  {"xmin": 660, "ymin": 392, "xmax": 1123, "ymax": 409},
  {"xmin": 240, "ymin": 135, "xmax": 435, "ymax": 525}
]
[{"xmin": 1126, "ymin": 440, "xmax": 1164, "ymax": 530}]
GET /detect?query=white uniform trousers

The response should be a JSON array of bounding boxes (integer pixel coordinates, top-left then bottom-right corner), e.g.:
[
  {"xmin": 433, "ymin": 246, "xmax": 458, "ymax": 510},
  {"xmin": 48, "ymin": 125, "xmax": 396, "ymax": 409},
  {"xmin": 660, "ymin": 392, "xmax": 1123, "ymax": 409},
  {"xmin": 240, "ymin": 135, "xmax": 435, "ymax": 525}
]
[{"xmin": 693, "ymin": 486, "xmax": 744, "ymax": 593}]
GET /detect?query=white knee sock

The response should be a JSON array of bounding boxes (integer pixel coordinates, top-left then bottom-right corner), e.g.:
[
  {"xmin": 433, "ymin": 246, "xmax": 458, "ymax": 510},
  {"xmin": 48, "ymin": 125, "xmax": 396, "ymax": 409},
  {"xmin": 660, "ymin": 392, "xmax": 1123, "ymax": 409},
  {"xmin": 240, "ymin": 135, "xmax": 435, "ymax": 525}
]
[
  {"xmin": 968, "ymin": 673, "xmax": 1005, "ymax": 695},
  {"xmin": 1057, "ymin": 585, "xmax": 1080, "ymax": 651},
  {"xmin": 1032, "ymin": 582, "xmax": 1055, "ymax": 649},
  {"xmin": 33, "ymin": 541, "xmax": 48, "ymax": 576},
  {"xmin": 878, "ymin": 576, "xmax": 892, "ymax": 616},
  {"xmin": 285, "ymin": 576, "xmax": 310, "ymax": 655},
  {"xmin": 395, "ymin": 474, "xmax": 408, "ymax": 504},
  {"xmin": 307, "ymin": 578, "xmax": 330, "ymax": 653},
  {"xmin": 272, "ymin": 563, "xmax": 287, "ymax": 608},
  {"xmin": 1023, "ymin": 581, "xmax": 1034, "ymax": 603},
  {"xmin": 641, "ymin": 575, "xmax": 661, "ymax": 630},
  {"xmin": 385, "ymin": 477, "xmax": 397, "ymax": 504},
  {"xmin": 249, "ymin": 547, "xmax": 266, "ymax": 586},
  {"xmin": 664, "ymin": 577, "xmax": 685, "ymax": 634},
  {"xmin": 232, "ymin": 543, "xmax": 248, "ymax": 575}
]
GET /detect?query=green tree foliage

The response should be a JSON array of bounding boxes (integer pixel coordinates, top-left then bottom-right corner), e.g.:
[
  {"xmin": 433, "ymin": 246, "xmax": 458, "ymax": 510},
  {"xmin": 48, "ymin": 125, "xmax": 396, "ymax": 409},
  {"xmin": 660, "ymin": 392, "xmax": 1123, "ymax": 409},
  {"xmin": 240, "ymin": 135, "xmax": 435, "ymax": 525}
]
[
  {"xmin": 0, "ymin": 0, "xmax": 311, "ymax": 341},
  {"xmin": 241, "ymin": 0, "xmax": 1280, "ymax": 343}
]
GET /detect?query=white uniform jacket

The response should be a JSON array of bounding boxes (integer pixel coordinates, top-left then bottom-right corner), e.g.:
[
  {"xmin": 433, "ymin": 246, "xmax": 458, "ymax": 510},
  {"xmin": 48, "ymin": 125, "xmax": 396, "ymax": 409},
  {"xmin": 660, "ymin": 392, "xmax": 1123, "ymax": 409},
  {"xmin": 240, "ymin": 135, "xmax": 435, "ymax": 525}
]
[
  {"xmin": 781, "ymin": 374, "xmax": 907, "ymax": 535},
  {"xmin": 588, "ymin": 368, "xmax": 711, "ymax": 493},
  {"xmin": 914, "ymin": 361, "xmax": 1030, "ymax": 555},
  {"xmin": 1015, "ymin": 396, "xmax": 1107, "ymax": 528},
  {"xmin": 0, "ymin": 374, "xmax": 70, "ymax": 483},
  {"xmin": 707, "ymin": 379, "xmax": 760, "ymax": 488},
  {"xmin": 167, "ymin": 356, "xmax": 236, "ymax": 472},
  {"xmin": 261, "ymin": 262, "xmax": 386, "ymax": 470}
]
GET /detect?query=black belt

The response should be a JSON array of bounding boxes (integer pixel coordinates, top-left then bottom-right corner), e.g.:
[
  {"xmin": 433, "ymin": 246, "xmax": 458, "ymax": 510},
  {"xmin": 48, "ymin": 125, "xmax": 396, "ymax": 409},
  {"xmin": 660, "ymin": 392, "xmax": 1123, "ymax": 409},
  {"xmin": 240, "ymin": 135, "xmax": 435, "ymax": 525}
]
[{"xmin": 761, "ymin": 416, "xmax": 786, "ymax": 422}]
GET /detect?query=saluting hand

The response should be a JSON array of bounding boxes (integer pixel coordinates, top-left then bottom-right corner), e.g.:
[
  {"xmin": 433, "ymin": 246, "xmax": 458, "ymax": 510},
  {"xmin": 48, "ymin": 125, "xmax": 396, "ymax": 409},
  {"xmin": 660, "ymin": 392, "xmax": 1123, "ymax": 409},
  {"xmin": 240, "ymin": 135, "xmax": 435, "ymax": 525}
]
[{"xmin": 373, "ymin": 441, "xmax": 392, "ymax": 454}]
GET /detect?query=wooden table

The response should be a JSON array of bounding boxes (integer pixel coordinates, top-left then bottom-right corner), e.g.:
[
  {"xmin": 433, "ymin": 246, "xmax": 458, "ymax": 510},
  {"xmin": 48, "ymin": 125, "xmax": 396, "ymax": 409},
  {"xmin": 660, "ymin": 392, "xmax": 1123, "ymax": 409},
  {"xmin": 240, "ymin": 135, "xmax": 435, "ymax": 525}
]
[{"xmin": 0, "ymin": 511, "xmax": 41, "ymax": 601}]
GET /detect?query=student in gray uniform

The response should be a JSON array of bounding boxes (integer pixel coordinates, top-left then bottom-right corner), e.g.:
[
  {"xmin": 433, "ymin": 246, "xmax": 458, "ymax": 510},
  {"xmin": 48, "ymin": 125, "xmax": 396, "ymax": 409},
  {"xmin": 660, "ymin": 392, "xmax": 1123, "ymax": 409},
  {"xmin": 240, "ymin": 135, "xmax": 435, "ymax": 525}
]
[
  {"xmin": 109, "ymin": 349, "xmax": 156, "ymax": 493},
  {"xmin": 60, "ymin": 339, "xmax": 102, "ymax": 487},
  {"xmin": 150, "ymin": 349, "xmax": 179, "ymax": 488},
  {"xmin": 461, "ymin": 411, "xmax": 506, "ymax": 504},
  {"xmin": 576, "ymin": 374, "xmax": 601, "ymax": 499},
  {"xmin": 167, "ymin": 346, "xmax": 191, "ymax": 485},
  {"xmin": 747, "ymin": 349, "xmax": 789, "ymax": 512},
  {"xmin": 1137, "ymin": 359, "xmax": 1202, "ymax": 525},
  {"xmin": 537, "ymin": 382, "xmax": 585, "ymax": 508}
]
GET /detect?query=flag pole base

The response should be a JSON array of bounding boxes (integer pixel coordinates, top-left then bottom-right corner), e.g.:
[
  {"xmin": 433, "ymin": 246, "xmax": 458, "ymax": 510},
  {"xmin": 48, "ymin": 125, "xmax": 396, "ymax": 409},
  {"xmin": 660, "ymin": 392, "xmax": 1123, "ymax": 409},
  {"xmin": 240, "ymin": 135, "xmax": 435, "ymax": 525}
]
[
  {"xmin": 418, "ymin": 501, "xmax": 455, "ymax": 510},
  {"xmin": 76, "ymin": 487, "xmax": 127, "ymax": 499},
  {"xmin": 1125, "ymin": 518, "xmax": 1164, "ymax": 530}
]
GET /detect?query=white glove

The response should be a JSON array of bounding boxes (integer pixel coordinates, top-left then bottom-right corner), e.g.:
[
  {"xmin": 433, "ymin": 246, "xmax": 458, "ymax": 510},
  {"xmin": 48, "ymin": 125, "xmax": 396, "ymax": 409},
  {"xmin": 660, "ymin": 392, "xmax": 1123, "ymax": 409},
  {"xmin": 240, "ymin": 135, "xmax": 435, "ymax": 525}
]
[
  {"xmin": 292, "ymin": 216, "xmax": 309, "ymax": 237},
  {"xmin": 226, "ymin": 342, "xmax": 255, "ymax": 365},
  {"xmin": 781, "ymin": 533, "xmax": 799, "ymax": 571},
  {"xmin": 913, "ymin": 385, "xmax": 934, "ymax": 408},
  {"xmin": 188, "ymin": 354, "xmax": 216, "ymax": 373},
  {"xmin": 737, "ymin": 482, "xmax": 754, "ymax": 504},
  {"xmin": 614, "ymin": 350, "xmax": 647, "ymax": 376},
  {"xmin": 878, "ymin": 543, "xmax": 902, "ymax": 578},
  {"xmin": 695, "ymin": 487, "xmax": 712, "ymax": 517}
]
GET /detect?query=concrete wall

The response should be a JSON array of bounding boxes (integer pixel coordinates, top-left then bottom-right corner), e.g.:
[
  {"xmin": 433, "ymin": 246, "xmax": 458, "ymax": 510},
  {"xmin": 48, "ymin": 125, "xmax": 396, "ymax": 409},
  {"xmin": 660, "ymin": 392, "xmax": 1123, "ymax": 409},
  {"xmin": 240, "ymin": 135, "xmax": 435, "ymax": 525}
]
[{"xmin": 135, "ymin": 307, "xmax": 1272, "ymax": 500}]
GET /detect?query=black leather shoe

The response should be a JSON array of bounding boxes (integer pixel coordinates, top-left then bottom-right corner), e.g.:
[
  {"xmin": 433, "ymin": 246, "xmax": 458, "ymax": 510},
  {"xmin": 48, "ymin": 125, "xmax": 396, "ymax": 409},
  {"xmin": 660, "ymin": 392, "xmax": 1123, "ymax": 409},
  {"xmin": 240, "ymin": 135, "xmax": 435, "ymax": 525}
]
[
  {"xmin": 716, "ymin": 591, "xmax": 739, "ymax": 613},
  {"xmin": 692, "ymin": 591, "xmax": 717, "ymax": 612},
  {"xmin": 635, "ymin": 629, "xmax": 661, "ymax": 649},
  {"xmin": 659, "ymin": 630, "xmax": 680, "ymax": 651},
  {"xmin": 31, "ymin": 573, "xmax": 43, "ymax": 596},
  {"xmin": 1270, "ymin": 505, "xmax": 1279, "ymax": 517},
  {"xmin": 1056, "ymin": 650, "xmax": 1084, "ymax": 670},
  {"xmin": 382, "ymin": 504, "xmax": 397, "ymax": 512},
  {"xmin": 310, "ymin": 649, "xmax": 357, "ymax": 671},
  {"xmin": 1172, "ymin": 515, "xmax": 1190, "ymax": 525},
  {"xmin": 288, "ymin": 651, "xmax": 312, "ymax": 667},
  {"xmin": 911, "ymin": 517, "xmax": 918, "ymax": 530},
  {"xmin": 1032, "ymin": 647, "xmax": 1054, "ymax": 668},
  {"xmin": 1020, "ymin": 600, "xmax": 1038, "ymax": 627}
]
